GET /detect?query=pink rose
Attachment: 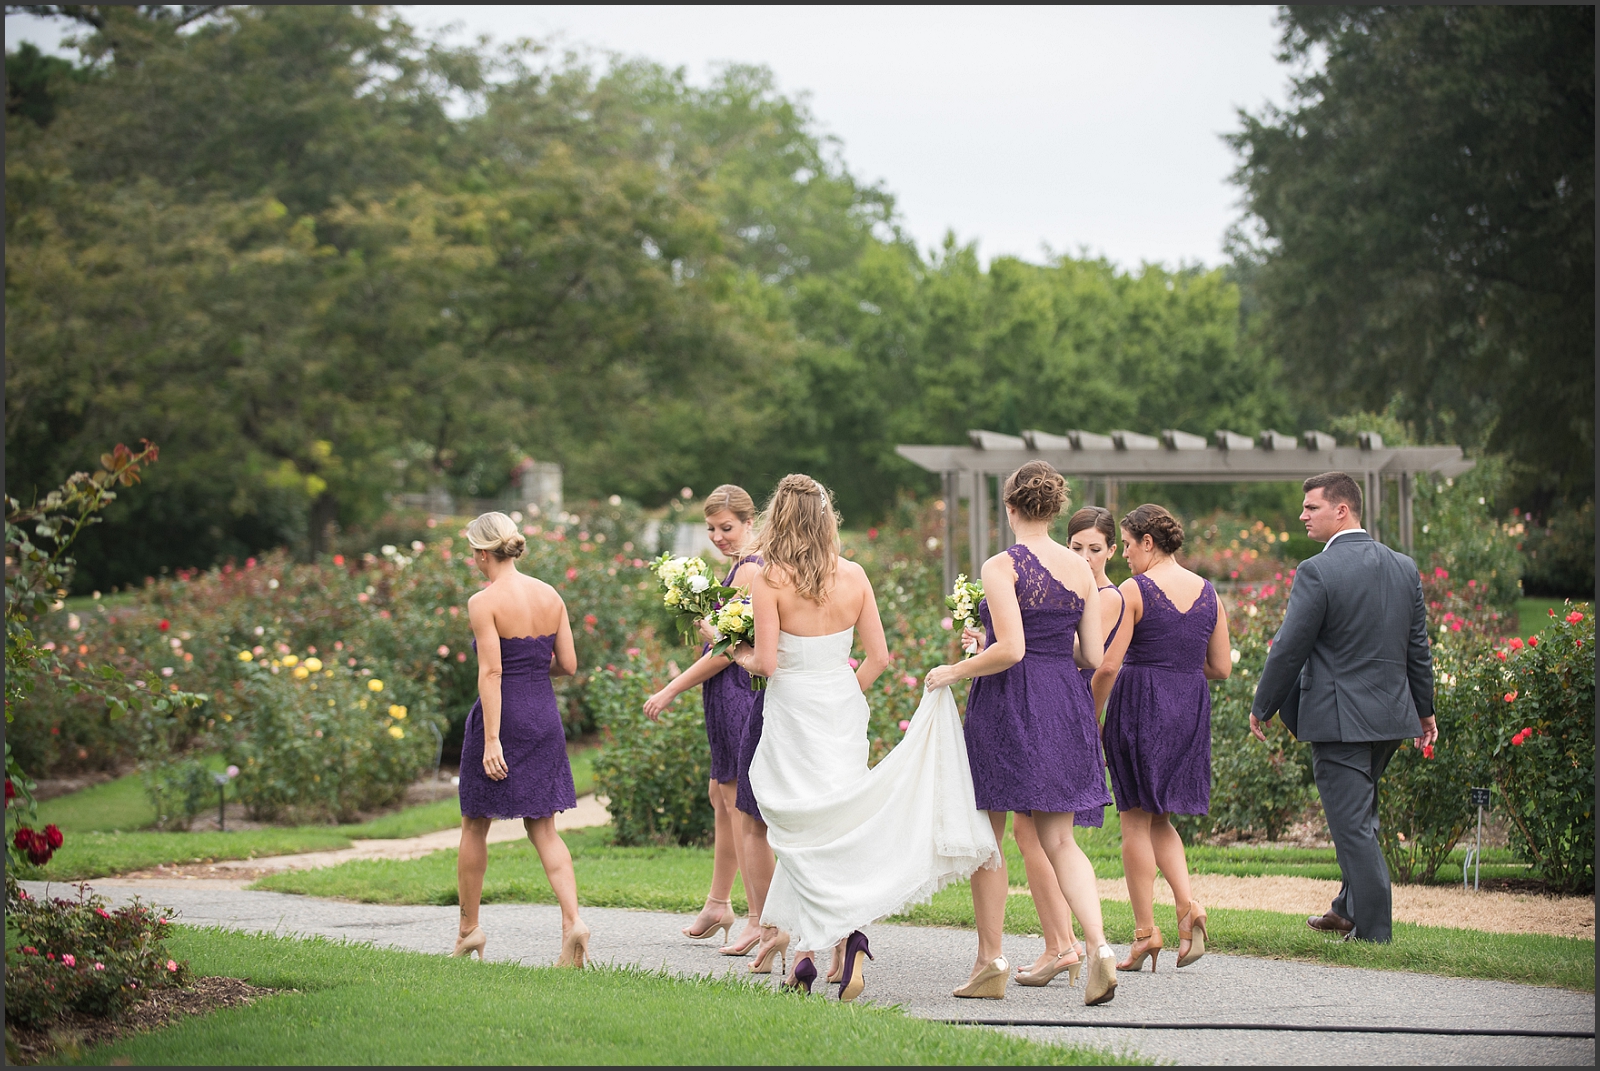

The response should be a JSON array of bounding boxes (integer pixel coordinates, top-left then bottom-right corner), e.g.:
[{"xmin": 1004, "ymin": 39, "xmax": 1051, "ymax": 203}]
[
  {"xmin": 940, "ymin": 617, "xmax": 954, "ymax": 630},
  {"xmin": 62, "ymin": 954, "xmax": 76, "ymax": 967},
  {"xmin": 898, "ymin": 720, "xmax": 911, "ymax": 732},
  {"xmin": 167, "ymin": 959, "xmax": 178, "ymax": 972}
]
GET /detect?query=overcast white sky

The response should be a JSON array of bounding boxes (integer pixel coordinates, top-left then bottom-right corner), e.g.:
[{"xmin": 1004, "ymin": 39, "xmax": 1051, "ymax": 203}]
[{"xmin": 7, "ymin": 5, "xmax": 1295, "ymax": 269}]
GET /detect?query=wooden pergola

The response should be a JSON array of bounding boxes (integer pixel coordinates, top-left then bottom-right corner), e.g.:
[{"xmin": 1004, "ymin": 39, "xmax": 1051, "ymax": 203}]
[{"xmin": 896, "ymin": 429, "xmax": 1476, "ymax": 590}]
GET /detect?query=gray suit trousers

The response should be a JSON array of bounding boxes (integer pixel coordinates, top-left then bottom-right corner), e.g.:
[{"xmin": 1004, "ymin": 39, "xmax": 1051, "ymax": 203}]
[{"xmin": 1311, "ymin": 740, "xmax": 1401, "ymax": 943}]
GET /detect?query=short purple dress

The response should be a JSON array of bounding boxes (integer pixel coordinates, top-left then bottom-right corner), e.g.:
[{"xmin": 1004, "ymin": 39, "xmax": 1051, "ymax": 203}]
[
  {"xmin": 1103, "ymin": 574, "xmax": 1216, "ymax": 816},
  {"xmin": 1079, "ymin": 584, "xmax": 1125, "ymax": 692},
  {"xmin": 459, "ymin": 634, "xmax": 576, "ymax": 820},
  {"xmin": 702, "ymin": 555, "xmax": 762, "ymax": 784},
  {"xmin": 964, "ymin": 544, "xmax": 1112, "ymax": 823},
  {"xmin": 734, "ymin": 691, "xmax": 766, "ymax": 822}
]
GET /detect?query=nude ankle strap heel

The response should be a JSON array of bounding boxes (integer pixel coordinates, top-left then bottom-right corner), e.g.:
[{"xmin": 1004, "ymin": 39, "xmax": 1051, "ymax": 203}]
[{"xmin": 1116, "ymin": 926, "xmax": 1164, "ymax": 972}]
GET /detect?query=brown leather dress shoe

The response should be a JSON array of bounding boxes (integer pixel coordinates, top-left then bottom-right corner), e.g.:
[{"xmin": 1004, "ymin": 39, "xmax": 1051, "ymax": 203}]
[{"xmin": 1307, "ymin": 911, "xmax": 1354, "ymax": 935}]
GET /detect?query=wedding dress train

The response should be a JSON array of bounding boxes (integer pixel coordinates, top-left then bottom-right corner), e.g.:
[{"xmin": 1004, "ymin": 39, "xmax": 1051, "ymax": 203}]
[{"xmin": 749, "ymin": 629, "xmax": 1000, "ymax": 953}]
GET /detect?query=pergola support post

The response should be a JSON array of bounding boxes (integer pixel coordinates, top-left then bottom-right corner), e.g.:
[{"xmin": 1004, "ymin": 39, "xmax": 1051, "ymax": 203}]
[
  {"xmin": 969, "ymin": 469, "xmax": 988, "ymax": 579},
  {"xmin": 1399, "ymin": 472, "xmax": 1415, "ymax": 555}
]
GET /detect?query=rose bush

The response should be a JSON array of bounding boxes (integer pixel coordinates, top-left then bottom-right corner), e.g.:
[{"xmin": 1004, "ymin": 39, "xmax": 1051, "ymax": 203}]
[
  {"xmin": 1469, "ymin": 605, "xmax": 1594, "ymax": 893},
  {"xmin": 589, "ymin": 655, "xmax": 715, "ymax": 846},
  {"xmin": 3, "ymin": 874, "xmax": 189, "ymax": 1032}
]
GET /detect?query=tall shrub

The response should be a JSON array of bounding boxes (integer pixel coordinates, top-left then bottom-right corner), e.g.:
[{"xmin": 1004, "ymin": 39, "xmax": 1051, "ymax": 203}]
[{"xmin": 589, "ymin": 657, "xmax": 714, "ymax": 846}]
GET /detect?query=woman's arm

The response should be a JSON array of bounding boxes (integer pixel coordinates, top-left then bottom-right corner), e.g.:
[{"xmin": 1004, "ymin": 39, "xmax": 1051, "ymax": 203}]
[
  {"xmin": 1203, "ymin": 591, "xmax": 1233, "ymax": 681},
  {"xmin": 468, "ymin": 595, "xmax": 508, "ymax": 781},
  {"xmin": 743, "ymin": 568, "xmax": 782, "ymax": 680},
  {"xmin": 1074, "ymin": 584, "xmax": 1105, "ymax": 671},
  {"xmin": 923, "ymin": 554, "xmax": 1022, "ymax": 690},
  {"xmin": 643, "ymin": 648, "xmax": 730, "ymax": 720},
  {"xmin": 550, "ymin": 595, "xmax": 578, "ymax": 678},
  {"xmin": 1091, "ymin": 578, "xmax": 1140, "ymax": 717},
  {"xmin": 851, "ymin": 566, "xmax": 891, "ymax": 693}
]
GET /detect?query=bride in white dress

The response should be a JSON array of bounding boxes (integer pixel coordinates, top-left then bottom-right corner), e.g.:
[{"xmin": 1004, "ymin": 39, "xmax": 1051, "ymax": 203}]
[{"xmin": 726, "ymin": 475, "xmax": 1000, "ymax": 999}]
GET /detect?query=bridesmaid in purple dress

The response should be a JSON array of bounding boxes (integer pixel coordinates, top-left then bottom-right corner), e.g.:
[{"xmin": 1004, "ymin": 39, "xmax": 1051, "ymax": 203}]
[
  {"xmin": 644, "ymin": 486, "xmax": 773, "ymax": 957},
  {"xmin": 455, "ymin": 512, "xmax": 588, "ymax": 967},
  {"xmin": 991, "ymin": 505, "xmax": 1127, "ymax": 987},
  {"xmin": 925, "ymin": 461, "xmax": 1119, "ymax": 1007},
  {"xmin": 1095, "ymin": 504, "xmax": 1232, "ymax": 973}
]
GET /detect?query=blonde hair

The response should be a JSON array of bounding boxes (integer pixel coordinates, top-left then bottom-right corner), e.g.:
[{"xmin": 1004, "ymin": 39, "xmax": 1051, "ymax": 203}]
[
  {"xmin": 703, "ymin": 484, "xmax": 756, "ymax": 524},
  {"xmin": 465, "ymin": 512, "xmax": 527, "ymax": 560},
  {"xmin": 756, "ymin": 474, "xmax": 840, "ymax": 604}
]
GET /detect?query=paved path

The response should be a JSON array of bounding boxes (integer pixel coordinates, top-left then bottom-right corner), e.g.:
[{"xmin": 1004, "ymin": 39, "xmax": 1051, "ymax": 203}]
[{"xmin": 26, "ymin": 881, "xmax": 1593, "ymax": 1066}]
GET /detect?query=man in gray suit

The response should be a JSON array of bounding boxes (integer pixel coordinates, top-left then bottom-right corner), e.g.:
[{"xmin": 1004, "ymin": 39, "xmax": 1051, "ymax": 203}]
[{"xmin": 1250, "ymin": 472, "xmax": 1436, "ymax": 943}]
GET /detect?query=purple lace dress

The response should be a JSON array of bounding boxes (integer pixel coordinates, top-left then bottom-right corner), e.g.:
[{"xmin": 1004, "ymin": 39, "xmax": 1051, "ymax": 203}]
[
  {"xmin": 459, "ymin": 634, "xmax": 577, "ymax": 820},
  {"xmin": 734, "ymin": 692, "xmax": 767, "ymax": 822},
  {"xmin": 1103, "ymin": 574, "xmax": 1217, "ymax": 816},
  {"xmin": 702, "ymin": 554, "xmax": 762, "ymax": 784},
  {"xmin": 1079, "ymin": 584, "xmax": 1125, "ymax": 692},
  {"xmin": 964, "ymin": 544, "xmax": 1112, "ymax": 822}
]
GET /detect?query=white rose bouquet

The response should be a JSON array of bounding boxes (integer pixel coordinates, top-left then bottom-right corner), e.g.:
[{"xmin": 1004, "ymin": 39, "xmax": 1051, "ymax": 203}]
[
  {"xmin": 708, "ymin": 596, "xmax": 764, "ymax": 691},
  {"xmin": 945, "ymin": 574, "xmax": 985, "ymax": 656},
  {"xmin": 650, "ymin": 553, "xmax": 737, "ymax": 644}
]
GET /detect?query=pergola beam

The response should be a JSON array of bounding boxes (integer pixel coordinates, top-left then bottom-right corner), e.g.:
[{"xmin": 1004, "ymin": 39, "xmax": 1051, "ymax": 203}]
[{"xmin": 899, "ymin": 433, "xmax": 1474, "ymax": 590}]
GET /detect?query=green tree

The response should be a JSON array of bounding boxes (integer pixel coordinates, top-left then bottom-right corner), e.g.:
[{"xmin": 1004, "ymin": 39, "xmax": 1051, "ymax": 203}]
[{"xmin": 1227, "ymin": 6, "xmax": 1594, "ymax": 511}]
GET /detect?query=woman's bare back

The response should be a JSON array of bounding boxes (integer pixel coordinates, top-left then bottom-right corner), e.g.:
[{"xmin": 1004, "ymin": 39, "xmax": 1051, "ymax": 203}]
[
  {"xmin": 471, "ymin": 573, "xmax": 566, "ymax": 639},
  {"xmin": 769, "ymin": 558, "xmax": 871, "ymax": 636}
]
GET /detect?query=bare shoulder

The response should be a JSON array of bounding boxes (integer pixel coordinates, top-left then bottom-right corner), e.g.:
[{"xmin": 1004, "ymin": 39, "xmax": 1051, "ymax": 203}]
[{"xmin": 837, "ymin": 558, "xmax": 871, "ymax": 588}]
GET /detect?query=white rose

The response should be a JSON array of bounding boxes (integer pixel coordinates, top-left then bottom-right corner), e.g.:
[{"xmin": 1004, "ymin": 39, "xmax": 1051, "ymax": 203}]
[{"xmin": 688, "ymin": 575, "xmax": 710, "ymax": 593}]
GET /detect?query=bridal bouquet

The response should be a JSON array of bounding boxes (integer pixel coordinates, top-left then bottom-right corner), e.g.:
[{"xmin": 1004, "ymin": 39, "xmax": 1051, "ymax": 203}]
[
  {"xmin": 708, "ymin": 597, "xmax": 764, "ymax": 690},
  {"xmin": 649, "ymin": 553, "xmax": 736, "ymax": 644},
  {"xmin": 946, "ymin": 574, "xmax": 984, "ymax": 655}
]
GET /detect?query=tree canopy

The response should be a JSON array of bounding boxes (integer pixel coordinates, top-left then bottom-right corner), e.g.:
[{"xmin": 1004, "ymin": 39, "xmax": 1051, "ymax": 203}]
[
  {"xmin": 8, "ymin": 6, "xmax": 1285, "ymax": 590},
  {"xmin": 1228, "ymin": 5, "xmax": 1594, "ymax": 510}
]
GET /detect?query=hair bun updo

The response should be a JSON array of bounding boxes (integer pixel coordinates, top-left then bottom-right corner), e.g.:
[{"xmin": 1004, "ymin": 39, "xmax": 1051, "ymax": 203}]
[
  {"xmin": 465, "ymin": 512, "xmax": 527, "ymax": 560},
  {"xmin": 1120, "ymin": 503, "xmax": 1184, "ymax": 555},
  {"xmin": 1003, "ymin": 461, "xmax": 1069, "ymax": 522}
]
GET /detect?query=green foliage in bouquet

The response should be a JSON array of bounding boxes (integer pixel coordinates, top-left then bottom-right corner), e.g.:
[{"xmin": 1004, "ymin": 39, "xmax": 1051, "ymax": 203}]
[
  {"xmin": 589, "ymin": 659, "xmax": 715, "ymax": 847},
  {"xmin": 4, "ymin": 875, "xmax": 190, "ymax": 1032}
]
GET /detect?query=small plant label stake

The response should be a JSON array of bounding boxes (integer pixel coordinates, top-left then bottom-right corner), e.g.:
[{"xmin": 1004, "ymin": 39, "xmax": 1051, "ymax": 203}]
[
  {"xmin": 1464, "ymin": 787, "xmax": 1492, "ymax": 891},
  {"xmin": 213, "ymin": 771, "xmax": 231, "ymax": 831}
]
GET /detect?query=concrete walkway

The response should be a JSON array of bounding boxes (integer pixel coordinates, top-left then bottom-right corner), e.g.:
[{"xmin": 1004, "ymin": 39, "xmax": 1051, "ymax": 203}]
[{"xmin": 25, "ymin": 880, "xmax": 1593, "ymax": 1066}]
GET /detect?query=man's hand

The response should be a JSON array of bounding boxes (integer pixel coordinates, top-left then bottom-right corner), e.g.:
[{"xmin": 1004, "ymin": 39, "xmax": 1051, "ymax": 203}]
[
  {"xmin": 1249, "ymin": 712, "xmax": 1269, "ymax": 742},
  {"xmin": 1415, "ymin": 715, "xmax": 1438, "ymax": 749}
]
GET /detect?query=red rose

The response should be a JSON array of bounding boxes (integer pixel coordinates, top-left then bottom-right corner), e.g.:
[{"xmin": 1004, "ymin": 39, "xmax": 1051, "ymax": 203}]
[
  {"xmin": 1504, "ymin": 691, "xmax": 1517, "ymax": 703},
  {"xmin": 1508, "ymin": 638, "xmax": 1523, "ymax": 651},
  {"xmin": 1527, "ymin": 635, "xmax": 1539, "ymax": 647},
  {"xmin": 44, "ymin": 824, "xmax": 63, "ymax": 849},
  {"xmin": 1511, "ymin": 732, "xmax": 1525, "ymax": 746},
  {"xmin": 158, "ymin": 619, "xmax": 170, "ymax": 631},
  {"xmin": 4, "ymin": 778, "xmax": 14, "ymax": 802},
  {"xmin": 1567, "ymin": 610, "xmax": 1584, "ymax": 624},
  {"xmin": 13, "ymin": 827, "xmax": 32, "ymax": 851},
  {"xmin": 1495, "ymin": 650, "xmax": 1508, "ymax": 661},
  {"xmin": 26, "ymin": 830, "xmax": 53, "ymax": 865},
  {"xmin": 1422, "ymin": 744, "xmax": 1434, "ymax": 759}
]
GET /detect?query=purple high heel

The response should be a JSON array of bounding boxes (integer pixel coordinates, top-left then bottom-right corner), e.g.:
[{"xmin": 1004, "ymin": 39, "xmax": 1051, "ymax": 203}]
[
  {"xmin": 837, "ymin": 930, "xmax": 873, "ymax": 1003},
  {"xmin": 784, "ymin": 956, "xmax": 818, "ymax": 994}
]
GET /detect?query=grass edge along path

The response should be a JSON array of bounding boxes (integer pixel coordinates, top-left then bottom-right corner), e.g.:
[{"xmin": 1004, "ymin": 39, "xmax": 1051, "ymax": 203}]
[
  {"xmin": 33, "ymin": 748, "xmax": 600, "ymax": 881},
  {"xmin": 252, "ymin": 831, "xmax": 1595, "ymax": 994},
  {"xmin": 73, "ymin": 928, "xmax": 1140, "ymax": 1066}
]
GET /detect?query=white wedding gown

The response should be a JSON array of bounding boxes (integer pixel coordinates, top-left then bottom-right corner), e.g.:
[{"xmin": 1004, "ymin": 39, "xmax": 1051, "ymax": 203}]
[{"xmin": 749, "ymin": 628, "xmax": 1001, "ymax": 952}]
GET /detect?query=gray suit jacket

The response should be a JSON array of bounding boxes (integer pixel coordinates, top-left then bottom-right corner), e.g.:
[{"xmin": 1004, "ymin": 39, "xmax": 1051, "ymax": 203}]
[{"xmin": 1252, "ymin": 531, "xmax": 1433, "ymax": 742}]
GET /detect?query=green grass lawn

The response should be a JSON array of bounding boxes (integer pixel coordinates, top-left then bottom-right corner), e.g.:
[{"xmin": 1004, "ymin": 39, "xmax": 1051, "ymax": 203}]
[
  {"xmin": 31, "ymin": 745, "xmax": 602, "ymax": 878},
  {"xmin": 1517, "ymin": 596, "xmax": 1578, "ymax": 637},
  {"xmin": 71, "ymin": 928, "xmax": 1135, "ymax": 1066},
  {"xmin": 254, "ymin": 826, "xmax": 1593, "ymax": 992}
]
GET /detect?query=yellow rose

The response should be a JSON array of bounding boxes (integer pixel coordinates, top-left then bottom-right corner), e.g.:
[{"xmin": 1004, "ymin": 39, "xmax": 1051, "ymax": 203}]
[
  {"xmin": 304, "ymin": 657, "xmax": 323, "ymax": 672},
  {"xmin": 282, "ymin": 655, "xmax": 298, "ymax": 667},
  {"xmin": 238, "ymin": 650, "xmax": 253, "ymax": 662},
  {"xmin": 367, "ymin": 679, "xmax": 384, "ymax": 692},
  {"xmin": 388, "ymin": 704, "xmax": 407, "ymax": 719},
  {"xmin": 293, "ymin": 666, "xmax": 310, "ymax": 680},
  {"xmin": 387, "ymin": 725, "xmax": 405, "ymax": 739}
]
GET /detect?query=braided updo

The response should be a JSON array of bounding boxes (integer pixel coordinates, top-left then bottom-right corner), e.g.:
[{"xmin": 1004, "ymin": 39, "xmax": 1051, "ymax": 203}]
[
  {"xmin": 1003, "ymin": 460, "xmax": 1069, "ymax": 522},
  {"xmin": 1120, "ymin": 503, "xmax": 1184, "ymax": 555},
  {"xmin": 466, "ymin": 511, "xmax": 528, "ymax": 560}
]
